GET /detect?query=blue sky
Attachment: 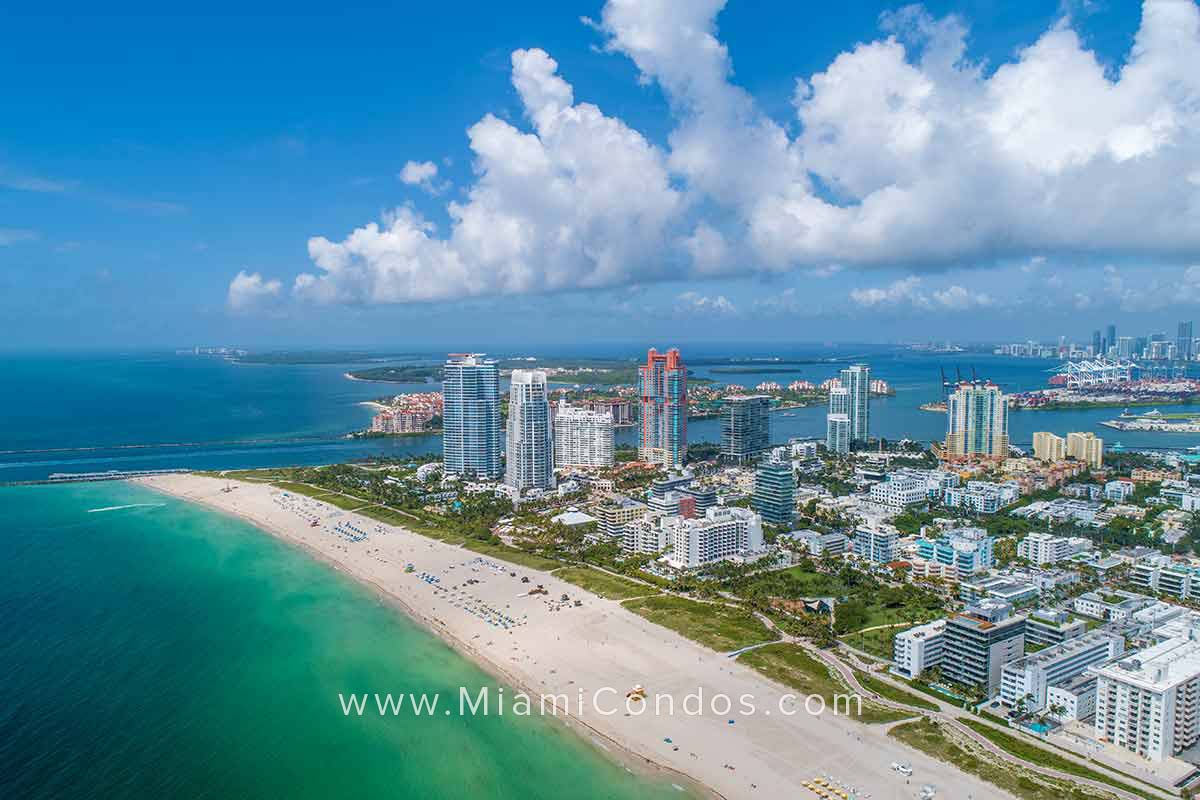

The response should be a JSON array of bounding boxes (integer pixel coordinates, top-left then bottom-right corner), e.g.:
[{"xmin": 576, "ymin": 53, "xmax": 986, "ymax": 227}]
[{"xmin": 2, "ymin": 0, "xmax": 1198, "ymax": 350}]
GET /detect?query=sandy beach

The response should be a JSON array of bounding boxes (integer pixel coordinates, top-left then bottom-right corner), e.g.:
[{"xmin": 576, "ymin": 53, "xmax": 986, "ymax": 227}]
[{"xmin": 140, "ymin": 474, "xmax": 1014, "ymax": 800}]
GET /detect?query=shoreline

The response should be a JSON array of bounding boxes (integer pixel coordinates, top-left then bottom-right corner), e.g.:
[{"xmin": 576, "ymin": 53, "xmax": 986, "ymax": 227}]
[
  {"xmin": 136, "ymin": 475, "xmax": 715, "ymax": 798},
  {"xmin": 136, "ymin": 473, "xmax": 1015, "ymax": 800}
]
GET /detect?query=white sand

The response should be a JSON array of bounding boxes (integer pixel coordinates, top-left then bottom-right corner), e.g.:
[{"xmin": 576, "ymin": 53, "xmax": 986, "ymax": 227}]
[{"xmin": 140, "ymin": 474, "xmax": 1013, "ymax": 800}]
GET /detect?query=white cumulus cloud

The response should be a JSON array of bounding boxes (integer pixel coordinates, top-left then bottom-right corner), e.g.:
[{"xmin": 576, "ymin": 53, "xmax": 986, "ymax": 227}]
[
  {"xmin": 227, "ymin": 270, "xmax": 282, "ymax": 312},
  {"xmin": 398, "ymin": 160, "xmax": 441, "ymax": 193},
  {"xmin": 260, "ymin": 0, "xmax": 1200, "ymax": 307}
]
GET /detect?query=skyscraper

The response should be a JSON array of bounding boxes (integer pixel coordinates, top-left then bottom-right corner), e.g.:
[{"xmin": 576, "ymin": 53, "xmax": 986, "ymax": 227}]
[
  {"xmin": 1092, "ymin": 329, "xmax": 1102, "ymax": 356},
  {"xmin": 442, "ymin": 354, "xmax": 502, "ymax": 479},
  {"xmin": 505, "ymin": 370, "xmax": 555, "ymax": 491},
  {"xmin": 1106, "ymin": 324, "xmax": 1117, "ymax": 354},
  {"xmin": 840, "ymin": 364, "xmax": 870, "ymax": 443},
  {"xmin": 638, "ymin": 347, "xmax": 688, "ymax": 468},
  {"xmin": 1178, "ymin": 321, "xmax": 1194, "ymax": 361},
  {"xmin": 721, "ymin": 395, "xmax": 770, "ymax": 463},
  {"xmin": 553, "ymin": 400, "xmax": 614, "ymax": 468},
  {"xmin": 753, "ymin": 455, "xmax": 795, "ymax": 527},
  {"xmin": 945, "ymin": 381, "xmax": 1009, "ymax": 458},
  {"xmin": 826, "ymin": 413, "xmax": 850, "ymax": 455},
  {"xmin": 826, "ymin": 385, "xmax": 850, "ymax": 455}
]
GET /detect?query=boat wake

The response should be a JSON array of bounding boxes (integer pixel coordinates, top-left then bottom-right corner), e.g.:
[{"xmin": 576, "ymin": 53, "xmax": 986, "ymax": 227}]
[{"xmin": 87, "ymin": 503, "xmax": 166, "ymax": 513}]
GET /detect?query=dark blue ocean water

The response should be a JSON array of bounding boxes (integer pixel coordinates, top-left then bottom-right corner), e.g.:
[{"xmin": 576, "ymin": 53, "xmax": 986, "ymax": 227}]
[{"xmin": 2, "ymin": 348, "xmax": 1196, "ymax": 482}]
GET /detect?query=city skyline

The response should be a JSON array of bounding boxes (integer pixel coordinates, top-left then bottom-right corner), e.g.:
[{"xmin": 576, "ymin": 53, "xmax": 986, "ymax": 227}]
[{"xmin": 5, "ymin": 1, "xmax": 1200, "ymax": 349}]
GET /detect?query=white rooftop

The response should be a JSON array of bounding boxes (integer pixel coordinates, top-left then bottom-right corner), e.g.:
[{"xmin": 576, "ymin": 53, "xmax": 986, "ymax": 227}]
[{"xmin": 1093, "ymin": 633, "xmax": 1200, "ymax": 693}]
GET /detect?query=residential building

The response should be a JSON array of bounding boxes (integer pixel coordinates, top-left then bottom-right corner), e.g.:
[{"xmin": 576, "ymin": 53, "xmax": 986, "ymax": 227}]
[
  {"xmin": 1131, "ymin": 555, "xmax": 1195, "ymax": 600},
  {"xmin": 721, "ymin": 394, "xmax": 771, "ymax": 463},
  {"xmin": 907, "ymin": 558, "xmax": 959, "ymax": 582},
  {"xmin": 891, "ymin": 619, "xmax": 946, "ymax": 680},
  {"xmin": 959, "ymin": 576, "xmax": 1039, "ymax": 606},
  {"xmin": 1104, "ymin": 479, "xmax": 1135, "ymax": 502},
  {"xmin": 916, "ymin": 527, "xmax": 994, "ymax": 575},
  {"xmin": 941, "ymin": 600, "xmax": 1026, "ymax": 696},
  {"xmin": 1032, "ymin": 431, "xmax": 1066, "ymax": 462},
  {"xmin": 594, "ymin": 496, "xmax": 649, "ymax": 541},
  {"xmin": 869, "ymin": 473, "xmax": 928, "ymax": 509},
  {"xmin": 1000, "ymin": 631, "xmax": 1124, "ymax": 712},
  {"xmin": 678, "ymin": 485, "xmax": 718, "ymax": 516},
  {"xmin": 825, "ymin": 412, "xmax": 850, "ymax": 455},
  {"xmin": 789, "ymin": 438, "xmax": 820, "ymax": 459},
  {"xmin": 1017, "ymin": 532, "xmax": 1091, "ymax": 566},
  {"xmin": 1093, "ymin": 632, "xmax": 1200, "ymax": 761},
  {"xmin": 840, "ymin": 364, "xmax": 871, "ymax": 443},
  {"xmin": 1179, "ymin": 320, "xmax": 1194, "ymax": 361},
  {"xmin": 1024, "ymin": 608, "xmax": 1088, "ymax": 648},
  {"xmin": 553, "ymin": 400, "xmax": 614, "ymax": 468},
  {"xmin": 785, "ymin": 529, "xmax": 848, "ymax": 556},
  {"xmin": 944, "ymin": 480, "xmax": 1020, "ymax": 514},
  {"xmin": 505, "ymin": 370, "xmax": 555, "ymax": 491},
  {"xmin": 1011, "ymin": 497, "xmax": 1100, "ymax": 526},
  {"xmin": 657, "ymin": 506, "xmax": 768, "ymax": 568},
  {"xmin": 582, "ymin": 397, "xmax": 634, "ymax": 426},
  {"xmin": 638, "ymin": 347, "xmax": 688, "ymax": 468},
  {"xmin": 753, "ymin": 456, "xmax": 796, "ymax": 527},
  {"xmin": 853, "ymin": 527, "xmax": 898, "ymax": 564},
  {"xmin": 1047, "ymin": 674, "xmax": 1098, "ymax": 722},
  {"xmin": 442, "ymin": 353, "xmax": 502, "ymax": 479},
  {"xmin": 1074, "ymin": 590, "xmax": 1156, "ymax": 622},
  {"xmin": 945, "ymin": 381, "xmax": 1009, "ymax": 458},
  {"xmin": 1066, "ymin": 432, "xmax": 1104, "ymax": 470}
]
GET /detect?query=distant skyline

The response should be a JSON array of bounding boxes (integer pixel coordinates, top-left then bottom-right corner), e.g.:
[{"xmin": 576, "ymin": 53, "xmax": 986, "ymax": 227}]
[{"xmin": 3, "ymin": 0, "xmax": 1200, "ymax": 348}]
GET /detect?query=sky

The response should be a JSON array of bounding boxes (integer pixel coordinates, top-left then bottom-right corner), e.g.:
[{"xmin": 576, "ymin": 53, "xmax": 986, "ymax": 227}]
[{"xmin": 3, "ymin": 0, "xmax": 1200, "ymax": 350}]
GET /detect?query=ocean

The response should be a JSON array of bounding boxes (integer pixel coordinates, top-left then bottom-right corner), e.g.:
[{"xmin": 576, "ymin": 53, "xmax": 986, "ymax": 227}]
[
  {"xmin": 0, "ymin": 480, "xmax": 684, "ymax": 799},
  {"xmin": 2, "ymin": 348, "xmax": 1197, "ymax": 483}
]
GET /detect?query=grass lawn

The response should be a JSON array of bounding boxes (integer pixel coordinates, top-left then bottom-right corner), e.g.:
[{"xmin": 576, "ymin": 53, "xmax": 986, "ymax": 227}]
[
  {"xmin": 959, "ymin": 719, "xmax": 1161, "ymax": 800},
  {"xmin": 853, "ymin": 669, "xmax": 939, "ymax": 711},
  {"xmin": 223, "ymin": 468, "xmax": 296, "ymax": 482},
  {"xmin": 843, "ymin": 625, "xmax": 906, "ymax": 660},
  {"xmin": 312, "ymin": 491, "xmax": 375, "ymax": 511},
  {"xmin": 461, "ymin": 539, "xmax": 562, "ymax": 571},
  {"xmin": 890, "ymin": 719, "xmax": 1116, "ymax": 800},
  {"xmin": 270, "ymin": 481, "xmax": 328, "ymax": 498},
  {"xmin": 553, "ymin": 567, "xmax": 656, "ymax": 600},
  {"xmin": 738, "ymin": 644, "xmax": 912, "ymax": 724},
  {"xmin": 622, "ymin": 596, "xmax": 777, "ymax": 652}
]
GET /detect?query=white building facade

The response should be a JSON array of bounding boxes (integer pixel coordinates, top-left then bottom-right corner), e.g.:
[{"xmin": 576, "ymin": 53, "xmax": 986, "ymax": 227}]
[
  {"xmin": 505, "ymin": 370, "xmax": 555, "ymax": 490},
  {"xmin": 552, "ymin": 400, "xmax": 614, "ymax": 468}
]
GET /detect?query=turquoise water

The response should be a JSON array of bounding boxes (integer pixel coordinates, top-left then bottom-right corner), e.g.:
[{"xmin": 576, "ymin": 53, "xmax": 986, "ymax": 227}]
[
  {"xmin": 0, "ymin": 481, "xmax": 684, "ymax": 799},
  {"xmin": 2, "ymin": 349, "xmax": 1197, "ymax": 481}
]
